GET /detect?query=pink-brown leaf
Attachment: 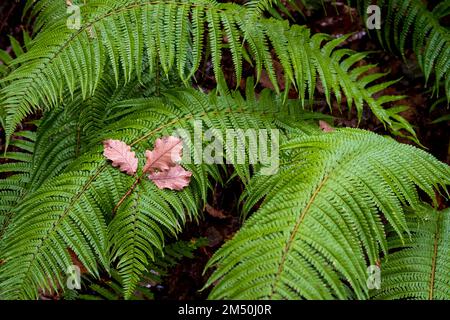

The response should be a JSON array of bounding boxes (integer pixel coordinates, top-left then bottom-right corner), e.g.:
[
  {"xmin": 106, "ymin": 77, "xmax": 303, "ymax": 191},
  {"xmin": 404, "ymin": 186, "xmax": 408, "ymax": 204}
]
[
  {"xmin": 205, "ymin": 204, "xmax": 227, "ymax": 219},
  {"xmin": 148, "ymin": 165, "xmax": 192, "ymax": 190},
  {"xmin": 143, "ymin": 136, "xmax": 183, "ymax": 173},
  {"xmin": 319, "ymin": 120, "xmax": 335, "ymax": 132},
  {"xmin": 103, "ymin": 139, "xmax": 138, "ymax": 175}
]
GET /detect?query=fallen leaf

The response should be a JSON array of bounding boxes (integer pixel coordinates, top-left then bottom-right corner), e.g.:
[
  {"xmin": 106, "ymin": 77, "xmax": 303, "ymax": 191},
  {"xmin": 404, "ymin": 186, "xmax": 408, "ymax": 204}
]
[
  {"xmin": 148, "ymin": 165, "xmax": 192, "ymax": 190},
  {"xmin": 205, "ymin": 204, "xmax": 227, "ymax": 219},
  {"xmin": 68, "ymin": 248, "xmax": 88, "ymax": 275},
  {"xmin": 259, "ymin": 60, "xmax": 285, "ymax": 91},
  {"xmin": 205, "ymin": 226, "xmax": 223, "ymax": 247},
  {"xmin": 319, "ymin": 120, "xmax": 335, "ymax": 132},
  {"xmin": 103, "ymin": 139, "xmax": 138, "ymax": 175},
  {"xmin": 143, "ymin": 136, "xmax": 183, "ymax": 173}
]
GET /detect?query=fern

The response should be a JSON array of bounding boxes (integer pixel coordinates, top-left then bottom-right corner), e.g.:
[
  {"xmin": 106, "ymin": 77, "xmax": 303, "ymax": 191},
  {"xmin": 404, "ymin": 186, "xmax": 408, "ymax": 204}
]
[
  {"xmin": 0, "ymin": 88, "xmax": 320, "ymax": 299},
  {"xmin": 372, "ymin": 204, "xmax": 450, "ymax": 300},
  {"xmin": 244, "ymin": 0, "xmax": 305, "ymax": 19},
  {"xmin": 1, "ymin": 0, "xmax": 414, "ymax": 140},
  {"xmin": 354, "ymin": 0, "xmax": 450, "ymax": 102},
  {"xmin": 205, "ymin": 129, "xmax": 450, "ymax": 299},
  {"xmin": 0, "ymin": 130, "xmax": 36, "ymax": 241},
  {"xmin": 0, "ymin": 32, "xmax": 30, "ymax": 124},
  {"xmin": 76, "ymin": 269, "xmax": 155, "ymax": 300},
  {"xmin": 1, "ymin": 0, "xmax": 450, "ymax": 301},
  {"xmin": 0, "ymin": 63, "xmax": 167, "ymax": 244},
  {"xmin": 74, "ymin": 238, "xmax": 207, "ymax": 300}
]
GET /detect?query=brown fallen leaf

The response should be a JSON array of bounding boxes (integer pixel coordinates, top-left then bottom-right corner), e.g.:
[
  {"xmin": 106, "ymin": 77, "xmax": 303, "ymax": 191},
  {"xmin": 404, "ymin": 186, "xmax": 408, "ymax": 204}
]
[
  {"xmin": 205, "ymin": 226, "xmax": 223, "ymax": 247},
  {"xmin": 259, "ymin": 60, "xmax": 285, "ymax": 91},
  {"xmin": 103, "ymin": 139, "xmax": 138, "ymax": 175},
  {"xmin": 205, "ymin": 204, "xmax": 227, "ymax": 219},
  {"xmin": 319, "ymin": 120, "xmax": 335, "ymax": 132},
  {"xmin": 148, "ymin": 165, "xmax": 192, "ymax": 190},
  {"xmin": 144, "ymin": 136, "xmax": 183, "ymax": 173},
  {"xmin": 68, "ymin": 248, "xmax": 88, "ymax": 275}
]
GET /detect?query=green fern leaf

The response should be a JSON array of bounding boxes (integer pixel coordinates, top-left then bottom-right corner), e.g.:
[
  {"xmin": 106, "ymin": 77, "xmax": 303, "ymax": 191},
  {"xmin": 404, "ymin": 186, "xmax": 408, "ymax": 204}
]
[
  {"xmin": 1, "ymin": 1, "xmax": 414, "ymax": 141},
  {"xmin": 372, "ymin": 204, "xmax": 450, "ymax": 300},
  {"xmin": 205, "ymin": 129, "xmax": 450, "ymax": 299}
]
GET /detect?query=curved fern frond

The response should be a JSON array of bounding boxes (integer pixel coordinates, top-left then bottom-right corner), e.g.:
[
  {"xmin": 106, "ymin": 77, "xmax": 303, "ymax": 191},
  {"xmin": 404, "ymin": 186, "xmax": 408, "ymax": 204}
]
[
  {"xmin": 205, "ymin": 129, "xmax": 450, "ymax": 299},
  {"xmin": 244, "ymin": 0, "xmax": 305, "ymax": 19},
  {"xmin": 0, "ymin": 130, "xmax": 35, "ymax": 241},
  {"xmin": 23, "ymin": 0, "xmax": 75, "ymax": 33},
  {"xmin": 372, "ymin": 204, "xmax": 450, "ymax": 300},
  {"xmin": 1, "ymin": 1, "xmax": 413, "ymax": 140},
  {"xmin": 0, "ymin": 88, "xmax": 320, "ymax": 299},
  {"xmin": 355, "ymin": 0, "xmax": 450, "ymax": 102},
  {"xmin": 76, "ymin": 238, "xmax": 207, "ymax": 300},
  {"xmin": 0, "ymin": 65, "xmax": 163, "ymax": 239},
  {"xmin": 28, "ymin": 63, "xmax": 168, "ymax": 191}
]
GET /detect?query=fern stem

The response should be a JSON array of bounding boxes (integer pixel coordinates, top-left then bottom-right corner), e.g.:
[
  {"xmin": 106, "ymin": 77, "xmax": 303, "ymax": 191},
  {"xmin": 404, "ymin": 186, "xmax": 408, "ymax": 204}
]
[
  {"xmin": 113, "ymin": 172, "xmax": 144, "ymax": 215},
  {"xmin": 156, "ymin": 62, "xmax": 160, "ymax": 96},
  {"xmin": 75, "ymin": 125, "xmax": 81, "ymax": 158},
  {"xmin": 14, "ymin": 164, "xmax": 107, "ymax": 287},
  {"xmin": 269, "ymin": 174, "xmax": 330, "ymax": 299},
  {"xmin": 428, "ymin": 211, "xmax": 442, "ymax": 300}
]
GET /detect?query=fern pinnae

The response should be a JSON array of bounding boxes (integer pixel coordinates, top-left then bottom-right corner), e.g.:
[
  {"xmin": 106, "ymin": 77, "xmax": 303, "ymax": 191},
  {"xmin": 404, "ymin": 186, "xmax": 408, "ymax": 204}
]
[
  {"xmin": 155, "ymin": 3, "xmax": 168, "ymax": 75},
  {"xmin": 355, "ymin": 0, "xmax": 450, "ymax": 101},
  {"xmin": 188, "ymin": 4, "xmax": 205, "ymax": 80},
  {"xmin": 264, "ymin": 19, "xmax": 294, "ymax": 92},
  {"xmin": 205, "ymin": 129, "xmax": 450, "ymax": 300},
  {"xmin": 0, "ymin": 87, "xmax": 321, "ymax": 299},
  {"xmin": 220, "ymin": 8, "xmax": 243, "ymax": 87},
  {"xmin": 0, "ymin": 131, "xmax": 36, "ymax": 242},
  {"xmin": 207, "ymin": 8, "xmax": 224, "ymax": 89},
  {"xmin": 2, "ymin": 1, "xmax": 416, "ymax": 140},
  {"xmin": 373, "ymin": 204, "xmax": 450, "ymax": 300},
  {"xmin": 176, "ymin": 3, "xmax": 191, "ymax": 82}
]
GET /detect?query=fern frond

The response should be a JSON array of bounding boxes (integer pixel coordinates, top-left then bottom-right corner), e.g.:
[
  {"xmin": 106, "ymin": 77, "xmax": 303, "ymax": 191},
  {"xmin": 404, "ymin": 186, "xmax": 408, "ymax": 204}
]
[
  {"xmin": 0, "ymin": 88, "xmax": 319, "ymax": 299},
  {"xmin": 0, "ymin": 130, "xmax": 35, "ymax": 241},
  {"xmin": 77, "ymin": 238, "xmax": 207, "ymax": 300},
  {"xmin": 244, "ymin": 0, "xmax": 306, "ymax": 19},
  {"xmin": 355, "ymin": 0, "xmax": 450, "ymax": 101},
  {"xmin": 24, "ymin": 0, "xmax": 74, "ymax": 32},
  {"xmin": 1, "ymin": 1, "xmax": 413, "ymax": 140},
  {"xmin": 205, "ymin": 129, "xmax": 450, "ymax": 299},
  {"xmin": 372, "ymin": 204, "xmax": 450, "ymax": 300}
]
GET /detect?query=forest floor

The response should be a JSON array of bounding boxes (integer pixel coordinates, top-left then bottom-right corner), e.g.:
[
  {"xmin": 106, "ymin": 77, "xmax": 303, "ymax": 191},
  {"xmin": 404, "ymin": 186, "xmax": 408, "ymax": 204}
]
[{"xmin": 0, "ymin": 0, "xmax": 449, "ymax": 300}]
